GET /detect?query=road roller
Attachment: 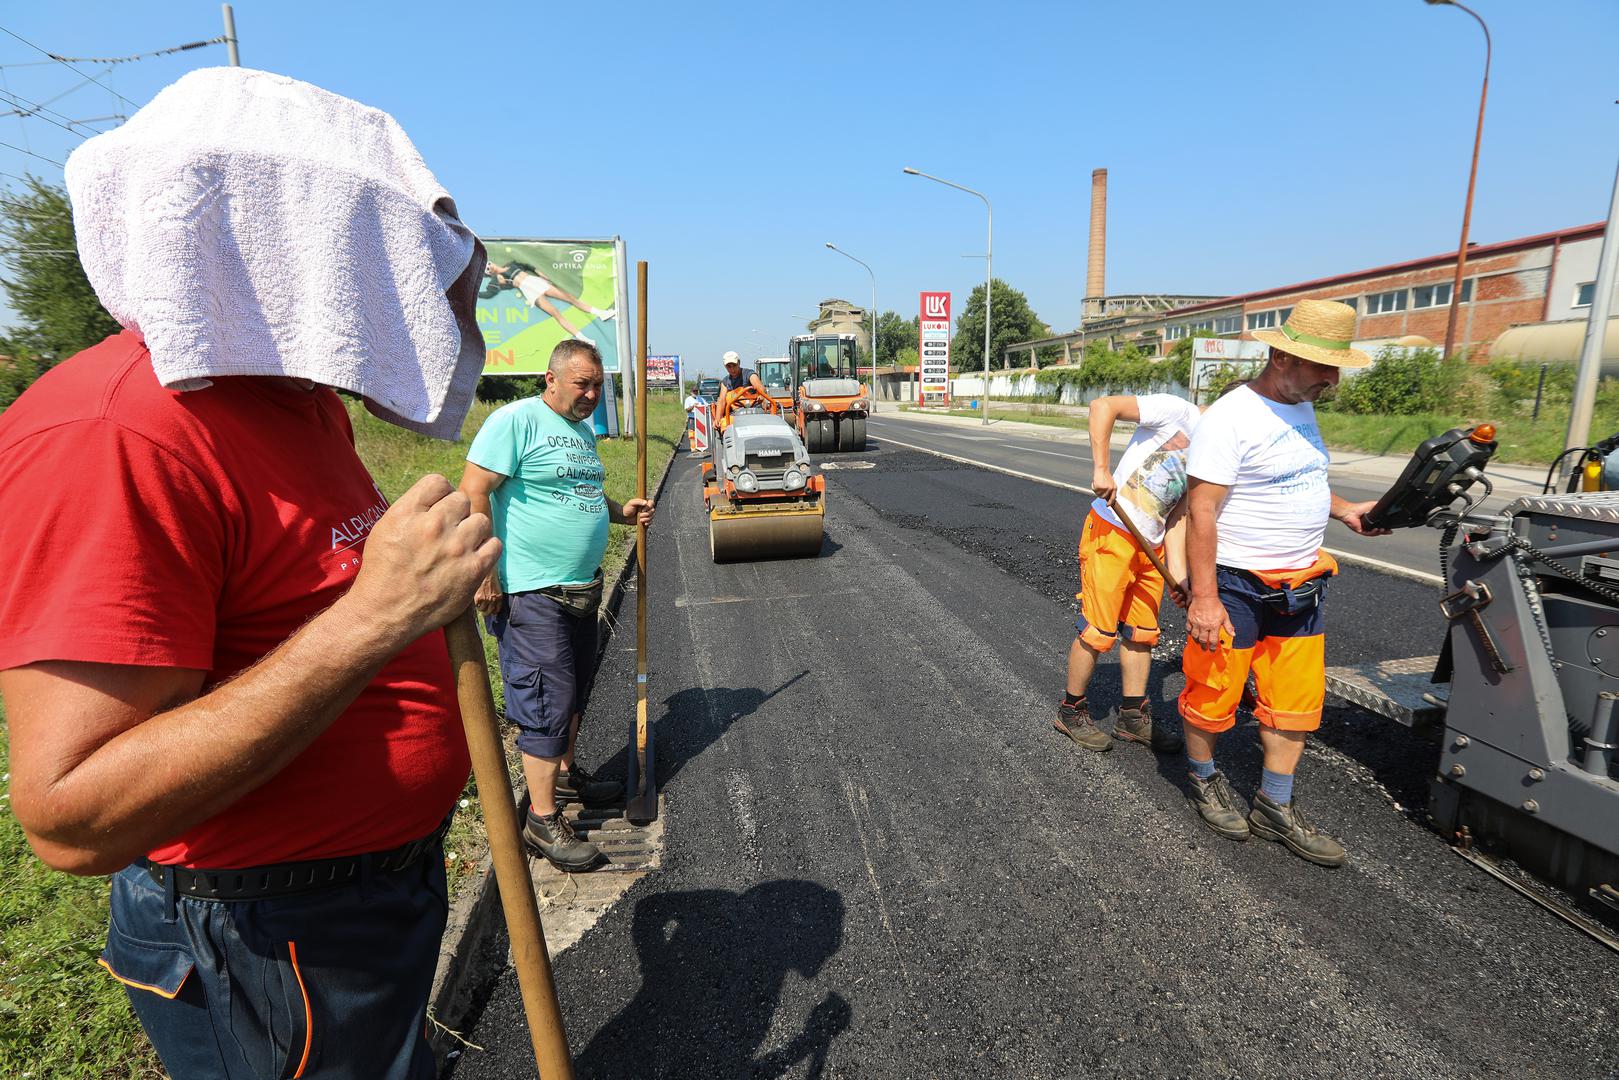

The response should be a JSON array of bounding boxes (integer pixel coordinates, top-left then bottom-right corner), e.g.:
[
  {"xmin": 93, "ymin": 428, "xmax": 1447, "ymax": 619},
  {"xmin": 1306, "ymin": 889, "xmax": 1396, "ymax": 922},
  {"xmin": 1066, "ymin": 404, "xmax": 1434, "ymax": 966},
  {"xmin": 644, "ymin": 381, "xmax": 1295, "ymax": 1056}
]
[
  {"xmin": 789, "ymin": 333, "xmax": 870, "ymax": 452},
  {"xmin": 702, "ymin": 385, "xmax": 825, "ymax": 562}
]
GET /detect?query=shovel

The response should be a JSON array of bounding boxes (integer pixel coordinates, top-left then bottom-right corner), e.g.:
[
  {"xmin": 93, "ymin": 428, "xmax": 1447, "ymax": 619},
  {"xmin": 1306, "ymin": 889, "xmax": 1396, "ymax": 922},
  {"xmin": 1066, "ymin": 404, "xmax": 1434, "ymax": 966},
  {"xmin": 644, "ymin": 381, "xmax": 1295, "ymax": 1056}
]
[{"xmin": 625, "ymin": 260, "xmax": 657, "ymax": 826}]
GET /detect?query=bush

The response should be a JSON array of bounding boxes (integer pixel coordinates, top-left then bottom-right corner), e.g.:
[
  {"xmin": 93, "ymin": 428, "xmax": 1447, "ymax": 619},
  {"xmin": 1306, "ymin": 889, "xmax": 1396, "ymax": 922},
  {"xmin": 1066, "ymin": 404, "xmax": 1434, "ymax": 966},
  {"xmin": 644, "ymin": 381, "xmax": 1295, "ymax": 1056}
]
[
  {"xmin": 1330, "ymin": 347, "xmax": 1463, "ymax": 415},
  {"xmin": 1034, "ymin": 342, "xmax": 1183, "ymax": 396}
]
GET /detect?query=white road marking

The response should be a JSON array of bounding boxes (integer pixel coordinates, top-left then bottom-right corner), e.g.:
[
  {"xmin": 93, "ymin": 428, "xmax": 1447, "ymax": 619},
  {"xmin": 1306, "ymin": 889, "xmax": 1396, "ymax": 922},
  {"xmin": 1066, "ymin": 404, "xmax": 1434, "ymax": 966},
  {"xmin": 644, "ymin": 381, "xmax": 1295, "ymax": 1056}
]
[
  {"xmin": 1016, "ymin": 446, "xmax": 1072, "ymax": 458},
  {"xmin": 873, "ymin": 431, "xmax": 1445, "ymax": 585}
]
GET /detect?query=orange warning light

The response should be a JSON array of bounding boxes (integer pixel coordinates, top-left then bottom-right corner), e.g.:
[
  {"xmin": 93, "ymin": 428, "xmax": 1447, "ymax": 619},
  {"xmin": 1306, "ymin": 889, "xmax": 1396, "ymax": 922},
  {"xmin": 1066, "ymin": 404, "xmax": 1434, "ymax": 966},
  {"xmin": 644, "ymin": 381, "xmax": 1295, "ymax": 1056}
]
[{"xmin": 1470, "ymin": 424, "xmax": 1497, "ymax": 443}]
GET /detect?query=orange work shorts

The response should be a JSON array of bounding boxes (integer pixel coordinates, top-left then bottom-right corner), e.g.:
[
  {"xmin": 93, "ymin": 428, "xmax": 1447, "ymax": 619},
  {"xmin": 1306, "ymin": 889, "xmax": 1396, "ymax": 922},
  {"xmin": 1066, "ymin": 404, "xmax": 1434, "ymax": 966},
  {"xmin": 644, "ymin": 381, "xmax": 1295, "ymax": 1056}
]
[
  {"xmin": 1075, "ymin": 509, "xmax": 1165, "ymax": 653},
  {"xmin": 1178, "ymin": 551, "xmax": 1337, "ymax": 734}
]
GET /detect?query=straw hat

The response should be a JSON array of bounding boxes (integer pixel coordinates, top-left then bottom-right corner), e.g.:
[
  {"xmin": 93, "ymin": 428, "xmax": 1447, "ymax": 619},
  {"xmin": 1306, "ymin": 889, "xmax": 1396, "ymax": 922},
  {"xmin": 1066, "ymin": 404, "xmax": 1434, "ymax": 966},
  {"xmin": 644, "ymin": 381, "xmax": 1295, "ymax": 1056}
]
[{"xmin": 1251, "ymin": 299, "xmax": 1370, "ymax": 368}]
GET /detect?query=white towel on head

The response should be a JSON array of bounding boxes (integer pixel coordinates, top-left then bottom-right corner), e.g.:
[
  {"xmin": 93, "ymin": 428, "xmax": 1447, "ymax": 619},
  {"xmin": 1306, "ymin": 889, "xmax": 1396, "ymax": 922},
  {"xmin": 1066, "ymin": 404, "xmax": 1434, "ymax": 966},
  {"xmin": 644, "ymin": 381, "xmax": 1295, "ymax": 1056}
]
[{"xmin": 64, "ymin": 67, "xmax": 486, "ymax": 440}]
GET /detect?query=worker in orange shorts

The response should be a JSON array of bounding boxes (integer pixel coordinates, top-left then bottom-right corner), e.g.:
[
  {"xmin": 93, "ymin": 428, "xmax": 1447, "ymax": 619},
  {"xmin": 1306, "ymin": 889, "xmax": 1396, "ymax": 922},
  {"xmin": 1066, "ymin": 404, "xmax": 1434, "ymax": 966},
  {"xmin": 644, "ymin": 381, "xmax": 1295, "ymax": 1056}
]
[
  {"xmin": 1054, "ymin": 392, "xmax": 1200, "ymax": 754},
  {"xmin": 1180, "ymin": 300, "xmax": 1389, "ymax": 867}
]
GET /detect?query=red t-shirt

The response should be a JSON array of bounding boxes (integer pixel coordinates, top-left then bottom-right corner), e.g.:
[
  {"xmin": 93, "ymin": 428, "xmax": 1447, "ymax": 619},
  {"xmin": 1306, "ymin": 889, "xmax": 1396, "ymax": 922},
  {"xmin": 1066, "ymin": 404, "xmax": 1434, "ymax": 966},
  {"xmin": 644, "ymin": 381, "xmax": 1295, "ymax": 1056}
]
[{"xmin": 0, "ymin": 332, "xmax": 469, "ymax": 868}]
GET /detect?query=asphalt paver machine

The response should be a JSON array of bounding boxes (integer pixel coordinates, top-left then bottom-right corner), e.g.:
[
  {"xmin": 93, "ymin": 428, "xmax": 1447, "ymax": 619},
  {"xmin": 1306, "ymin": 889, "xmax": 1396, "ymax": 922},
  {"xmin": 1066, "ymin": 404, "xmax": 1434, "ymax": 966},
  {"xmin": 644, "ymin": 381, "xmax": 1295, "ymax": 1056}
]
[
  {"xmin": 789, "ymin": 333, "xmax": 870, "ymax": 452},
  {"xmin": 1359, "ymin": 425, "xmax": 1619, "ymax": 934},
  {"xmin": 701, "ymin": 385, "xmax": 825, "ymax": 562}
]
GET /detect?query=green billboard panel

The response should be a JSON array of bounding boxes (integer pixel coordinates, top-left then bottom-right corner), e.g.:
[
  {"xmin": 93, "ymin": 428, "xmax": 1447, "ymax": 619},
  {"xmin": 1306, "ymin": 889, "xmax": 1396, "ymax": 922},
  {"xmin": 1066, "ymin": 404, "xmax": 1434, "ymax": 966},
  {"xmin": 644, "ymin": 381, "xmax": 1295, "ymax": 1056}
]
[{"xmin": 477, "ymin": 238, "xmax": 626, "ymax": 374}]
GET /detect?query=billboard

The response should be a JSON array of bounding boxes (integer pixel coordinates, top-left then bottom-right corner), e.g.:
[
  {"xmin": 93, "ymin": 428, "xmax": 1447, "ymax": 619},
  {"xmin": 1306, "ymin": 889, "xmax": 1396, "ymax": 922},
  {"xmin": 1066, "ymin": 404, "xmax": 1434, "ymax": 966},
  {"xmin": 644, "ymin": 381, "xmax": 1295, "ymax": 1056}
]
[
  {"xmin": 647, "ymin": 354, "xmax": 681, "ymax": 390},
  {"xmin": 1189, "ymin": 338, "xmax": 1267, "ymax": 403},
  {"xmin": 476, "ymin": 238, "xmax": 629, "ymax": 375},
  {"xmin": 919, "ymin": 291, "xmax": 951, "ymax": 405}
]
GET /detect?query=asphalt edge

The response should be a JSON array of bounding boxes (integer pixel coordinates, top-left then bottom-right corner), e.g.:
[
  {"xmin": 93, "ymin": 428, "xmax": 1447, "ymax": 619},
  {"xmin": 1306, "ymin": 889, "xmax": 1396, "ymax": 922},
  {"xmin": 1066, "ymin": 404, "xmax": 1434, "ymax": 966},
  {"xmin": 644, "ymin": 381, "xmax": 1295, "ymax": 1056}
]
[
  {"xmin": 427, "ymin": 437, "xmax": 684, "ymax": 1071},
  {"xmin": 872, "ymin": 431, "xmax": 1444, "ymax": 587}
]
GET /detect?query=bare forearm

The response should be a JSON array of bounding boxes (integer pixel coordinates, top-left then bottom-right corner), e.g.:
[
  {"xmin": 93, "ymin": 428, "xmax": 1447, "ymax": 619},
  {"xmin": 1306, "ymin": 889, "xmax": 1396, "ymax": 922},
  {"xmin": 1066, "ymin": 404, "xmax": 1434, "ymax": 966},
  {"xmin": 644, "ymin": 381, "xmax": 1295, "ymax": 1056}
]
[
  {"xmin": 1088, "ymin": 408, "xmax": 1114, "ymax": 473},
  {"xmin": 1187, "ymin": 507, "xmax": 1219, "ymax": 598},
  {"xmin": 30, "ymin": 596, "xmax": 408, "ymax": 872},
  {"xmin": 1164, "ymin": 513, "xmax": 1190, "ymax": 584}
]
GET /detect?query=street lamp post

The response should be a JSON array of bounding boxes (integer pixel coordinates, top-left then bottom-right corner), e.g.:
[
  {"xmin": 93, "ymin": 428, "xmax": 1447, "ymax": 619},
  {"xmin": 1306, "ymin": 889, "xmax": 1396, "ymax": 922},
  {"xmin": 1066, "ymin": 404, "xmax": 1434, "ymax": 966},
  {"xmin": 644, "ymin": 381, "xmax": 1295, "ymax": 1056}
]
[
  {"xmin": 825, "ymin": 243, "xmax": 878, "ymax": 408},
  {"xmin": 1426, "ymin": 0, "xmax": 1491, "ymax": 361},
  {"xmin": 904, "ymin": 167, "xmax": 992, "ymax": 425}
]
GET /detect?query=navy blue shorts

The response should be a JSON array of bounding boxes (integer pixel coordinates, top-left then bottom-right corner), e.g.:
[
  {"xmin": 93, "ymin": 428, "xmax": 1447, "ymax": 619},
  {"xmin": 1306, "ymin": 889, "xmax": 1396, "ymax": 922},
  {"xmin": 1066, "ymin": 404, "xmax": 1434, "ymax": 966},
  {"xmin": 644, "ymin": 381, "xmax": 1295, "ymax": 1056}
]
[
  {"xmin": 487, "ymin": 589, "xmax": 600, "ymax": 759},
  {"xmin": 100, "ymin": 845, "xmax": 447, "ymax": 1079}
]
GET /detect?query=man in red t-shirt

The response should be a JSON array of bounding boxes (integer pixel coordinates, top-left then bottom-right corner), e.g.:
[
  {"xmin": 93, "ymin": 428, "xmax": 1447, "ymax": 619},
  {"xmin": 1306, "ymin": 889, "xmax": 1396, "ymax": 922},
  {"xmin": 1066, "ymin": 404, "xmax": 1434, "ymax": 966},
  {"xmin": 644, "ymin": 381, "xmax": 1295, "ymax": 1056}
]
[{"xmin": 0, "ymin": 332, "xmax": 498, "ymax": 1078}]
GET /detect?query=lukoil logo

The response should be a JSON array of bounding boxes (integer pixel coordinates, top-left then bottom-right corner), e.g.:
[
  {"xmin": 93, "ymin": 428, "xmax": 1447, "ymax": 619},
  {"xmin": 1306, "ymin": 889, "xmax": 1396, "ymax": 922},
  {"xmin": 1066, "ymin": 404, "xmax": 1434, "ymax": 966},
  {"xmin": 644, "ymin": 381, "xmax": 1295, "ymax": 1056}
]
[{"xmin": 923, "ymin": 294, "xmax": 949, "ymax": 319}]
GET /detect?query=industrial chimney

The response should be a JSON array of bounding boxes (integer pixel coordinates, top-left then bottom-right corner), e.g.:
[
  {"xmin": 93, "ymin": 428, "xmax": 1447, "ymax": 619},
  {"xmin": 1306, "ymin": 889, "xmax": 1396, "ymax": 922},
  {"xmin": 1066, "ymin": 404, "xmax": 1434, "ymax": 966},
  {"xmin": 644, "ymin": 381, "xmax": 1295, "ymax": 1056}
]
[{"xmin": 1085, "ymin": 168, "xmax": 1107, "ymax": 322}]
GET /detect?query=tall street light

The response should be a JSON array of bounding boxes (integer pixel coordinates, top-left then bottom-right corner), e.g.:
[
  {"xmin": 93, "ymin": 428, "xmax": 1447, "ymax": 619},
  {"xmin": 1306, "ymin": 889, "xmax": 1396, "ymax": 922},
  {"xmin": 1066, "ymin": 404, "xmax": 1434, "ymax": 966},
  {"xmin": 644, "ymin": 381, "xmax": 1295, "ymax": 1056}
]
[
  {"xmin": 904, "ymin": 166, "xmax": 992, "ymax": 425},
  {"xmin": 825, "ymin": 243, "xmax": 878, "ymax": 407},
  {"xmin": 1426, "ymin": 0, "xmax": 1491, "ymax": 360}
]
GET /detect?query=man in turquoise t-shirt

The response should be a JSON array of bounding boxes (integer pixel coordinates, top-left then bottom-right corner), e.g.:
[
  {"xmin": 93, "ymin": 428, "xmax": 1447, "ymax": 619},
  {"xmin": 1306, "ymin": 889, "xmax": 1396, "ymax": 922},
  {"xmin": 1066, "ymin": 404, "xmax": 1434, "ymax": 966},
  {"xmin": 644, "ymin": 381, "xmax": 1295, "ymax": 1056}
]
[{"xmin": 460, "ymin": 341, "xmax": 655, "ymax": 871}]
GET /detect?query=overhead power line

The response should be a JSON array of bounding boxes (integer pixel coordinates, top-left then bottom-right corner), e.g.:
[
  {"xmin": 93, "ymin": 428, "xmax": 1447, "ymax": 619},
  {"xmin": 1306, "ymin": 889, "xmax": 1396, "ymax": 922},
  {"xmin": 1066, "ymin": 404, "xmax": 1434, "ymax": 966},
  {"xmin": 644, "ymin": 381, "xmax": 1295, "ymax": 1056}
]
[
  {"xmin": 42, "ymin": 37, "xmax": 228, "ymax": 66},
  {"xmin": 0, "ymin": 139, "xmax": 62, "ymax": 167},
  {"xmin": 0, "ymin": 25, "xmax": 139, "ymax": 111}
]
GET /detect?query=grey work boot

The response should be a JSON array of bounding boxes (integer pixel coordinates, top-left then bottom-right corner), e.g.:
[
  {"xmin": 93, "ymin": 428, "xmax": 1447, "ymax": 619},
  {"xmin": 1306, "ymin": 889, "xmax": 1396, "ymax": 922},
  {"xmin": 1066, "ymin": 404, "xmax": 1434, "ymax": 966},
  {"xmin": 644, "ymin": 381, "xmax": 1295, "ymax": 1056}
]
[
  {"xmin": 1109, "ymin": 700, "xmax": 1185, "ymax": 754},
  {"xmin": 1055, "ymin": 699, "xmax": 1113, "ymax": 753},
  {"xmin": 523, "ymin": 809, "xmax": 604, "ymax": 872},
  {"xmin": 556, "ymin": 765, "xmax": 624, "ymax": 807},
  {"xmin": 1248, "ymin": 792, "xmax": 1348, "ymax": 868},
  {"xmin": 1186, "ymin": 770, "xmax": 1251, "ymax": 841}
]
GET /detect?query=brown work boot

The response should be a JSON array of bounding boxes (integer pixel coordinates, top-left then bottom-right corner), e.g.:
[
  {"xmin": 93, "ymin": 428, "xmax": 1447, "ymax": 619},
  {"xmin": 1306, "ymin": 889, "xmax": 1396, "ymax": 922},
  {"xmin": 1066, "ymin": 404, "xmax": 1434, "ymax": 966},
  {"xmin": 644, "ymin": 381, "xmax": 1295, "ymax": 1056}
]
[
  {"xmin": 1055, "ymin": 699, "xmax": 1112, "ymax": 752},
  {"xmin": 523, "ymin": 809, "xmax": 604, "ymax": 872},
  {"xmin": 1186, "ymin": 770, "xmax": 1250, "ymax": 841},
  {"xmin": 1248, "ymin": 792, "xmax": 1347, "ymax": 868},
  {"xmin": 556, "ymin": 765, "xmax": 623, "ymax": 807},
  {"xmin": 1109, "ymin": 700, "xmax": 1185, "ymax": 754}
]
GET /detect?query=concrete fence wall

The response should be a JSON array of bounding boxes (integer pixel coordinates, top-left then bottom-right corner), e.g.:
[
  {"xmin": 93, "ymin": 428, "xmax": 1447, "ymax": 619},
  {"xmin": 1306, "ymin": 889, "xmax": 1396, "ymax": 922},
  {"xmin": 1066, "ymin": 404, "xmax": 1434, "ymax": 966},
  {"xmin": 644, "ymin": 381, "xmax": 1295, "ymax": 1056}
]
[{"xmin": 950, "ymin": 374, "xmax": 1189, "ymax": 405}]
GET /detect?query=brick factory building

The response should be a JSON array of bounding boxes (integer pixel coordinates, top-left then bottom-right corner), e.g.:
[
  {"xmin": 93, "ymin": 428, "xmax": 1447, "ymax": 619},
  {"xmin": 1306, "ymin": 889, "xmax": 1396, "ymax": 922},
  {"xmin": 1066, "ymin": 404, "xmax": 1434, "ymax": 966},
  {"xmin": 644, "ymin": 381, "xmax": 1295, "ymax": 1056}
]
[{"xmin": 1006, "ymin": 221, "xmax": 1616, "ymax": 367}]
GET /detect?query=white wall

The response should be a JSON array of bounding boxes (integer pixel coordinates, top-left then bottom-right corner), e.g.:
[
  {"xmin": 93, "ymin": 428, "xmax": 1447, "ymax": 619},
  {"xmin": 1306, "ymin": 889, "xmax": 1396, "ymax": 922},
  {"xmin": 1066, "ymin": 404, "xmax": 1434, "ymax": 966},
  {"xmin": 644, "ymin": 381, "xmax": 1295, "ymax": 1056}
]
[{"xmin": 1547, "ymin": 235, "xmax": 1619, "ymax": 322}]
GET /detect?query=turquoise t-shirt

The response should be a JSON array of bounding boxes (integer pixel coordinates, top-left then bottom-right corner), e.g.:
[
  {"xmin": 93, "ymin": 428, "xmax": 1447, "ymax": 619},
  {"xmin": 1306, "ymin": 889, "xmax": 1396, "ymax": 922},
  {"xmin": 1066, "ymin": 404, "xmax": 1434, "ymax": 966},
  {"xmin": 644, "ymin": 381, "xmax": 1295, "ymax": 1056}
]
[{"xmin": 467, "ymin": 397, "xmax": 608, "ymax": 591}]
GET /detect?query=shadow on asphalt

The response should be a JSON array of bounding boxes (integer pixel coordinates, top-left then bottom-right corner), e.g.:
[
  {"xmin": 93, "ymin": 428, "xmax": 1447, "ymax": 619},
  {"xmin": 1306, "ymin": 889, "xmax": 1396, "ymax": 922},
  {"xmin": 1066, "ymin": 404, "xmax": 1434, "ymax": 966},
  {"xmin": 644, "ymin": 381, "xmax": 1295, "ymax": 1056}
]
[
  {"xmin": 596, "ymin": 673, "xmax": 810, "ymax": 789},
  {"xmin": 574, "ymin": 882, "xmax": 851, "ymax": 1079}
]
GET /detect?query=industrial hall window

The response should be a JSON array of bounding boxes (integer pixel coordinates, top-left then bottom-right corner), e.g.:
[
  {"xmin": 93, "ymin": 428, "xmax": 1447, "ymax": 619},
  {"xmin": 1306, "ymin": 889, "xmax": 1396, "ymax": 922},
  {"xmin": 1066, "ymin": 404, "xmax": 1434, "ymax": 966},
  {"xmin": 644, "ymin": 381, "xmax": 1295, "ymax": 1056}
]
[
  {"xmin": 1165, "ymin": 325, "xmax": 1188, "ymax": 340},
  {"xmin": 1576, "ymin": 281, "xmax": 1597, "ymax": 307},
  {"xmin": 1246, "ymin": 310, "xmax": 1278, "ymax": 330},
  {"xmin": 1364, "ymin": 289, "xmax": 1408, "ymax": 315},
  {"xmin": 1412, "ymin": 280, "xmax": 1473, "ymax": 309},
  {"xmin": 1214, "ymin": 314, "xmax": 1242, "ymax": 334}
]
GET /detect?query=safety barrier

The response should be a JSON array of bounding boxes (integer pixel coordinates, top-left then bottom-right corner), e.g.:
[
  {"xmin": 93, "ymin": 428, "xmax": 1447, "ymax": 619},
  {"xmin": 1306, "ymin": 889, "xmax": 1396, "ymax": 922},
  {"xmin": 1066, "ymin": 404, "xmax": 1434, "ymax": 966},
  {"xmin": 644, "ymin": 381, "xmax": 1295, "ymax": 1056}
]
[{"xmin": 690, "ymin": 402, "xmax": 711, "ymax": 456}]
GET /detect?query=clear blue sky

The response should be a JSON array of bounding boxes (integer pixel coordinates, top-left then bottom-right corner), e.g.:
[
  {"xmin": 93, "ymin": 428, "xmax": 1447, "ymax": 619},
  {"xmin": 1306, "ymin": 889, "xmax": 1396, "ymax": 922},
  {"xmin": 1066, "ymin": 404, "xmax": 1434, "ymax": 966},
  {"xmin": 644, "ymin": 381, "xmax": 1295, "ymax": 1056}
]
[{"xmin": 3, "ymin": 1, "xmax": 1617, "ymax": 377}]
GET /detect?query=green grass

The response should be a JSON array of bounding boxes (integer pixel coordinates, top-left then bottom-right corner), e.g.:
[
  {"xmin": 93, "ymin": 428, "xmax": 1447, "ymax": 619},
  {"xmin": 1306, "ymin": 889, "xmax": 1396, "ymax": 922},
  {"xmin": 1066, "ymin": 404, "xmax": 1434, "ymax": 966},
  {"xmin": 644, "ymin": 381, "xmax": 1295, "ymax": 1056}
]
[
  {"xmin": 0, "ymin": 392, "xmax": 685, "ymax": 1078},
  {"xmin": 899, "ymin": 402, "xmax": 1091, "ymax": 429},
  {"xmin": 0, "ymin": 719, "xmax": 167, "ymax": 1078},
  {"xmin": 1315, "ymin": 405, "xmax": 1619, "ymax": 467}
]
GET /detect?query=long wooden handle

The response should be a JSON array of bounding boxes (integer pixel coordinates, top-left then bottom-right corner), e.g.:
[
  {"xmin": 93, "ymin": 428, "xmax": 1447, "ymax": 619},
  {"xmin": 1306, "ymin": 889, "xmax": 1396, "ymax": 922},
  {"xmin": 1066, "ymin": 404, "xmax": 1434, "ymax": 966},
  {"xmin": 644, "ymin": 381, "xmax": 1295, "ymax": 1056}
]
[
  {"xmin": 1104, "ymin": 493, "xmax": 1176, "ymax": 585},
  {"xmin": 444, "ymin": 608, "xmax": 574, "ymax": 1078},
  {"xmin": 625, "ymin": 260, "xmax": 655, "ymax": 825}
]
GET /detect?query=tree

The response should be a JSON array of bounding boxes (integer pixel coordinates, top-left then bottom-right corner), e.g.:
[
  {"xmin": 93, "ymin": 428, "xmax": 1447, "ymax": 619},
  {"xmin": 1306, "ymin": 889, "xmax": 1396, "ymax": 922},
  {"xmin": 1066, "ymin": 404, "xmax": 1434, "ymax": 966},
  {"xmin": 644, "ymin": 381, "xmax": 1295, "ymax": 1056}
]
[
  {"xmin": 950, "ymin": 279, "xmax": 1051, "ymax": 371},
  {"xmin": 0, "ymin": 178, "xmax": 119, "ymax": 366},
  {"xmin": 873, "ymin": 310, "xmax": 919, "ymax": 366}
]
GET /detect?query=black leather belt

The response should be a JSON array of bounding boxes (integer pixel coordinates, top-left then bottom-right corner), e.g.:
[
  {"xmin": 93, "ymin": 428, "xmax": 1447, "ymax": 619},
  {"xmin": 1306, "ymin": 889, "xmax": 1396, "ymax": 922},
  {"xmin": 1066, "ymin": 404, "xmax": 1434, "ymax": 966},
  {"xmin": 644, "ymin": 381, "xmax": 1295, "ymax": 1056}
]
[{"xmin": 143, "ymin": 815, "xmax": 452, "ymax": 901}]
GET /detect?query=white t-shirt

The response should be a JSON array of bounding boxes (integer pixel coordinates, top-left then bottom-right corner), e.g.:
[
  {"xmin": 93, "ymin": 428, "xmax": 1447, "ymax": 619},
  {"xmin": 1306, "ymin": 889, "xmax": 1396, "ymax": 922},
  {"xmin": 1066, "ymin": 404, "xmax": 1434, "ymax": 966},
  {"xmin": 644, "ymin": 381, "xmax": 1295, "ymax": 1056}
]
[
  {"xmin": 1090, "ymin": 393, "xmax": 1202, "ymax": 548},
  {"xmin": 1185, "ymin": 385, "xmax": 1331, "ymax": 571}
]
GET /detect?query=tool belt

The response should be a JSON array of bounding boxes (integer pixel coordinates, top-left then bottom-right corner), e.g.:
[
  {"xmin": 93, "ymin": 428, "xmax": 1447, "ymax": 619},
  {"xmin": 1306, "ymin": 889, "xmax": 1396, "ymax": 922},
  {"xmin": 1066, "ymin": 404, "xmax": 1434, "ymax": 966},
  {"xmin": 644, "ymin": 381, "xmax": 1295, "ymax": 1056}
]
[
  {"xmin": 142, "ymin": 813, "xmax": 452, "ymax": 901},
  {"xmin": 539, "ymin": 569, "xmax": 604, "ymax": 619},
  {"xmin": 1222, "ymin": 565, "xmax": 1332, "ymax": 615}
]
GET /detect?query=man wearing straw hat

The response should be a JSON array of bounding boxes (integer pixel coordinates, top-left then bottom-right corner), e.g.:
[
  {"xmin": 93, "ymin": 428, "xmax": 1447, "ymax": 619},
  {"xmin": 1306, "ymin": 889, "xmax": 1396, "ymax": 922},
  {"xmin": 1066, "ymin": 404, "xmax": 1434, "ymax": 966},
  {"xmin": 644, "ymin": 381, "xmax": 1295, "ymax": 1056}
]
[{"xmin": 1179, "ymin": 299, "xmax": 1388, "ymax": 868}]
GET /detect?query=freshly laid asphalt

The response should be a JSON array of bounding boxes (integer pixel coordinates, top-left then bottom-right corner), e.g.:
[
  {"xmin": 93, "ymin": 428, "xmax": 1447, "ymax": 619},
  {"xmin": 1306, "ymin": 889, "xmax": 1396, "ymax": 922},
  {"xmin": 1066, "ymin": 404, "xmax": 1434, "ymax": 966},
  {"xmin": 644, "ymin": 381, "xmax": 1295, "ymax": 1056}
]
[{"xmin": 451, "ymin": 430, "xmax": 1619, "ymax": 1080}]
